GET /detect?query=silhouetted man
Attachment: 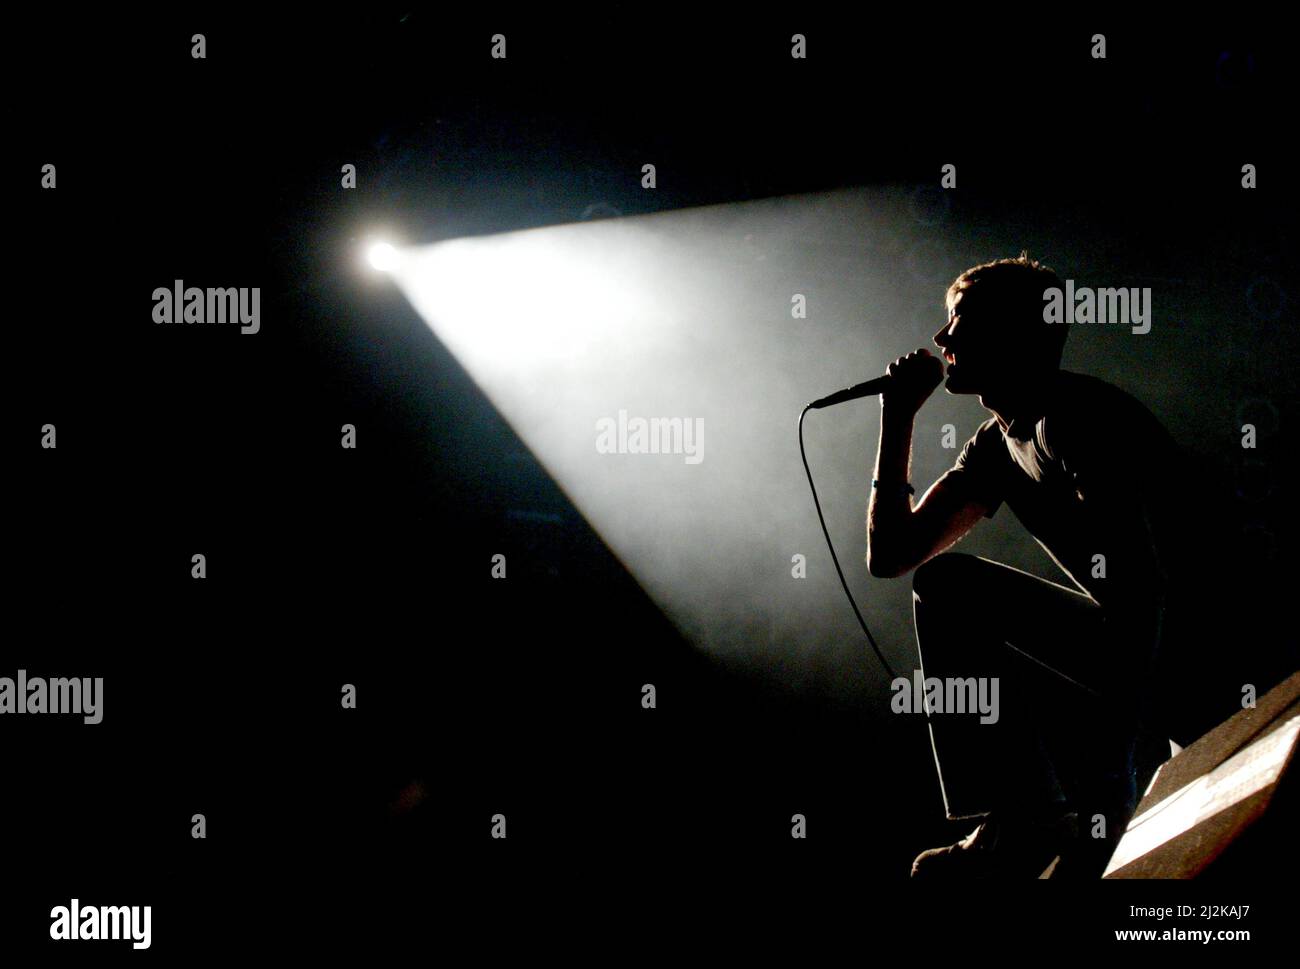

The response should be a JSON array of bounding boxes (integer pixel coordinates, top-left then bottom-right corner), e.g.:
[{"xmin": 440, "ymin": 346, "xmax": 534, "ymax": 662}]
[{"xmin": 867, "ymin": 254, "xmax": 1191, "ymax": 878}]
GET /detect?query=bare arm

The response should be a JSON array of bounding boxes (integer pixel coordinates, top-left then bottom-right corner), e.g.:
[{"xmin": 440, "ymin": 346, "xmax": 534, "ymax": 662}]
[
  {"xmin": 867, "ymin": 409, "xmax": 990, "ymax": 578},
  {"xmin": 866, "ymin": 349, "xmax": 991, "ymax": 579}
]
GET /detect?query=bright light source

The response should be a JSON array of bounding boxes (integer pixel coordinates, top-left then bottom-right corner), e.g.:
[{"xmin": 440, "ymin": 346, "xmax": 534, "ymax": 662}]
[{"xmin": 368, "ymin": 241, "xmax": 401, "ymax": 272}]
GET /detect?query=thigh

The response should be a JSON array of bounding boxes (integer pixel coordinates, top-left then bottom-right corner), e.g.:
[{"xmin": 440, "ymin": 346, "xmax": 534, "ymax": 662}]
[{"xmin": 913, "ymin": 552, "xmax": 1108, "ymax": 692}]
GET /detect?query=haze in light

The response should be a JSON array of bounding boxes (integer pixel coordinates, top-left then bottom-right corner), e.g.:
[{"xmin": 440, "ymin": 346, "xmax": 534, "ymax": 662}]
[{"xmin": 382, "ymin": 189, "xmax": 1144, "ymax": 702}]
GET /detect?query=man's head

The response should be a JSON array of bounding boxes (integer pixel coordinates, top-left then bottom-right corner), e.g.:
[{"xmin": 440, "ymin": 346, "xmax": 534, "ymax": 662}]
[{"xmin": 933, "ymin": 253, "xmax": 1068, "ymax": 397}]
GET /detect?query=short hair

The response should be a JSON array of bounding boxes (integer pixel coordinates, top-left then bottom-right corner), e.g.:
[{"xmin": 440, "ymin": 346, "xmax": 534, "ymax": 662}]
[{"xmin": 944, "ymin": 252, "xmax": 1068, "ymax": 367}]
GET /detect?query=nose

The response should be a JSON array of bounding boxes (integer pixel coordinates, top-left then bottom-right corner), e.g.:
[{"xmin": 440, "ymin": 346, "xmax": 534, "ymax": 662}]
[{"xmin": 932, "ymin": 322, "xmax": 953, "ymax": 349}]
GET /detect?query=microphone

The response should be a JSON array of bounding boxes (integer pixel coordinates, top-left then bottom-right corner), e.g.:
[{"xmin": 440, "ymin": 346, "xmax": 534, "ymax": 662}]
[{"xmin": 808, "ymin": 374, "xmax": 890, "ymax": 409}]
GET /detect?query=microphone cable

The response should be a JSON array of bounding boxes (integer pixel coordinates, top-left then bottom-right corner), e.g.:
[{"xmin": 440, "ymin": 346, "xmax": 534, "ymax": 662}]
[{"xmin": 799, "ymin": 403, "xmax": 899, "ymax": 683}]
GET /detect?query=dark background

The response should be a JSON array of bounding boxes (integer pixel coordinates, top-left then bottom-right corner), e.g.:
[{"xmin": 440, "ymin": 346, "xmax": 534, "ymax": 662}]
[{"xmin": 9, "ymin": 10, "xmax": 1297, "ymax": 957}]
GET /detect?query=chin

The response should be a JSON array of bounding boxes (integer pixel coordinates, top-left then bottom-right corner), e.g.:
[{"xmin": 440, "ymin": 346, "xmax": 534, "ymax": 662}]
[{"xmin": 945, "ymin": 372, "xmax": 975, "ymax": 395}]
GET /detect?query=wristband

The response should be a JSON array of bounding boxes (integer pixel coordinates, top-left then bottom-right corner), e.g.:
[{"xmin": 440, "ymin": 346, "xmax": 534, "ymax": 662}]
[{"xmin": 872, "ymin": 479, "xmax": 915, "ymax": 498}]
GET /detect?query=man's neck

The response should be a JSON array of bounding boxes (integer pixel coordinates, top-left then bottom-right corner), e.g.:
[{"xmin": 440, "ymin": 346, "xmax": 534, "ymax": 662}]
[{"xmin": 980, "ymin": 370, "xmax": 1060, "ymax": 436}]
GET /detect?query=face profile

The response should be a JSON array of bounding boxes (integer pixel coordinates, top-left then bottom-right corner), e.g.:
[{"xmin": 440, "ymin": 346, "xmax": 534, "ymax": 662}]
[
  {"xmin": 932, "ymin": 278, "xmax": 1064, "ymax": 401},
  {"xmin": 932, "ymin": 290, "xmax": 1007, "ymax": 397}
]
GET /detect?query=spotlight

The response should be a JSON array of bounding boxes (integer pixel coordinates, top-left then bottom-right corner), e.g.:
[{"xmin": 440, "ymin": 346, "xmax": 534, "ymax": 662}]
[{"xmin": 368, "ymin": 241, "xmax": 401, "ymax": 272}]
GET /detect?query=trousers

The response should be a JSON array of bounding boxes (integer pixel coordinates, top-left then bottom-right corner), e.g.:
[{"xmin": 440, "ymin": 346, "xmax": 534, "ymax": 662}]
[{"xmin": 912, "ymin": 552, "xmax": 1171, "ymax": 866}]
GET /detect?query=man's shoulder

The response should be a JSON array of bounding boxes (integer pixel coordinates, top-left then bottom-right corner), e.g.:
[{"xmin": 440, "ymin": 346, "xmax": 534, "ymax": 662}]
[
  {"xmin": 1047, "ymin": 370, "xmax": 1171, "ymax": 437},
  {"xmin": 949, "ymin": 416, "xmax": 1011, "ymax": 515},
  {"xmin": 1055, "ymin": 366, "xmax": 1159, "ymax": 411},
  {"xmin": 955, "ymin": 416, "xmax": 1009, "ymax": 469},
  {"xmin": 1044, "ymin": 370, "xmax": 1182, "ymax": 469},
  {"xmin": 960, "ymin": 416, "xmax": 1006, "ymax": 451}
]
